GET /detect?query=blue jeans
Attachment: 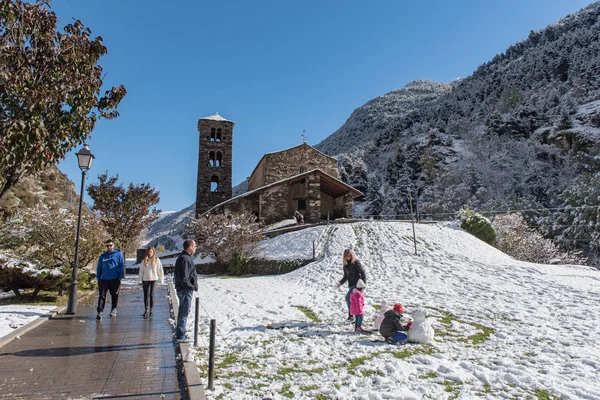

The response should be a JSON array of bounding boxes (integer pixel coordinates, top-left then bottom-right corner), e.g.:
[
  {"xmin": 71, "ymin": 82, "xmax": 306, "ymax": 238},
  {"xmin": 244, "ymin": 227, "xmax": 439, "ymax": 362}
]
[
  {"xmin": 345, "ymin": 286, "xmax": 356, "ymax": 314},
  {"xmin": 354, "ymin": 314, "xmax": 364, "ymax": 329},
  {"xmin": 389, "ymin": 332, "xmax": 408, "ymax": 343},
  {"xmin": 176, "ymin": 289, "xmax": 194, "ymax": 339}
]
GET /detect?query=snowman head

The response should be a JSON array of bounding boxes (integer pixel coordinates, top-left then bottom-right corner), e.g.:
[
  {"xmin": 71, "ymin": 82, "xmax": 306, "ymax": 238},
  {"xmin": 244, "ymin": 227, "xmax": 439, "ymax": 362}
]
[{"xmin": 412, "ymin": 307, "xmax": 427, "ymax": 323}]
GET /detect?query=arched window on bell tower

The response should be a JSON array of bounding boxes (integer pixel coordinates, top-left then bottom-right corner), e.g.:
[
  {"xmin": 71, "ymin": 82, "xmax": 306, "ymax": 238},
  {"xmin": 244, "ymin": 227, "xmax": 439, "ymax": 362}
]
[
  {"xmin": 216, "ymin": 128, "xmax": 222, "ymax": 142},
  {"xmin": 210, "ymin": 128, "xmax": 216, "ymax": 142},
  {"xmin": 209, "ymin": 151, "xmax": 216, "ymax": 166},
  {"xmin": 216, "ymin": 151, "xmax": 223, "ymax": 167},
  {"xmin": 211, "ymin": 175, "xmax": 219, "ymax": 192}
]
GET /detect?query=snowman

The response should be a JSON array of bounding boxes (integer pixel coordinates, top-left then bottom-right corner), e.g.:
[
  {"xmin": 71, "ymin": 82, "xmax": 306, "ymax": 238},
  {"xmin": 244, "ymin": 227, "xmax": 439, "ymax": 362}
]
[{"xmin": 407, "ymin": 307, "xmax": 435, "ymax": 344}]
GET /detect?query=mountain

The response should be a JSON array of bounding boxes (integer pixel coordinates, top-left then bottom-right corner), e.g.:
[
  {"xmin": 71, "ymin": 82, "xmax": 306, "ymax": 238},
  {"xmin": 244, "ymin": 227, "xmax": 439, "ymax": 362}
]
[
  {"xmin": 313, "ymin": 2, "xmax": 600, "ymax": 263},
  {"xmin": 317, "ymin": 80, "xmax": 452, "ymax": 155},
  {"xmin": 0, "ymin": 165, "xmax": 78, "ymax": 214},
  {"xmin": 142, "ymin": 203, "xmax": 194, "ymax": 251},
  {"xmin": 193, "ymin": 221, "xmax": 600, "ymax": 398}
]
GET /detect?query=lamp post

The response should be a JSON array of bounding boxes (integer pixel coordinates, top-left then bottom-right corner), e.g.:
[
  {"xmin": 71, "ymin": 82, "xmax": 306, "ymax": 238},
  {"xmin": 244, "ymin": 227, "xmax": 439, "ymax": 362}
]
[{"xmin": 66, "ymin": 144, "xmax": 95, "ymax": 315}]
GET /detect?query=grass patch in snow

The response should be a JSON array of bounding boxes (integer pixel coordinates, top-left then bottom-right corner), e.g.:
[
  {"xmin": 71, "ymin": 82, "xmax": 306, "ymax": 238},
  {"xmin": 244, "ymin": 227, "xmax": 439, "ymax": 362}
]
[
  {"xmin": 458, "ymin": 322, "xmax": 495, "ymax": 345},
  {"xmin": 534, "ymin": 389, "xmax": 560, "ymax": 400},
  {"xmin": 418, "ymin": 371, "xmax": 438, "ymax": 379},
  {"xmin": 443, "ymin": 380, "xmax": 461, "ymax": 399},
  {"xmin": 280, "ymin": 383, "xmax": 294, "ymax": 398},
  {"xmin": 293, "ymin": 305, "xmax": 321, "ymax": 323},
  {"xmin": 300, "ymin": 384, "xmax": 320, "ymax": 391},
  {"xmin": 427, "ymin": 307, "xmax": 494, "ymax": 345}
]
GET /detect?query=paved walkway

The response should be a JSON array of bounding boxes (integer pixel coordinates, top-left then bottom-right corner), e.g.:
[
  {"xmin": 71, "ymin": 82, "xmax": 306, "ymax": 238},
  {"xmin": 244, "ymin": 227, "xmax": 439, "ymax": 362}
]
[{"xmin": 0, "ymin": 281, "xmax": 187, "ymax": 399}]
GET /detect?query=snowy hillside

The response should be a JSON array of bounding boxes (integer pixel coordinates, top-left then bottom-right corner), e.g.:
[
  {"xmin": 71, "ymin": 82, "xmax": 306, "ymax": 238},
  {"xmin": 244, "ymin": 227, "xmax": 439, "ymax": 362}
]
[
  {"xmin": 142, "ymin": 204, "xmax": 194, "ymax": 250},
  {"xmin": 188, "ymin": 221, "xmax": 600, "ymax": 399}
]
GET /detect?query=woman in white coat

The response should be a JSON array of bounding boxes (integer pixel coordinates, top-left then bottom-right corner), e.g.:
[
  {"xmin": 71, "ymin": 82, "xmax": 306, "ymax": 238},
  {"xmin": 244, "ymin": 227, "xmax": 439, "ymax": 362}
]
[{"xmin": 138, "ymin": 246, "xmax": 164, "ymax": 318}]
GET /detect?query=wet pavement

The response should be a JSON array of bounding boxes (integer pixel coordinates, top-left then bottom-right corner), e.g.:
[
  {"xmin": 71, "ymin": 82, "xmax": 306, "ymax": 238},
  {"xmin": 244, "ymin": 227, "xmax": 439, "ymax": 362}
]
[{"xmin": 0, "ymin": 280, "xmax": 187, "ymax": 399}]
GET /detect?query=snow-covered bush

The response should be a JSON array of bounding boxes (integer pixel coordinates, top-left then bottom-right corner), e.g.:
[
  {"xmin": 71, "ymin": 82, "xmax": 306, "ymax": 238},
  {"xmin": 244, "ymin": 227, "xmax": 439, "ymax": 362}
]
[
  {"xmin": 456, "ymin": 207, "xmax": 497, "ymax": 245},
  {"xmin": 0, "ymin": 254, "xmax": 65, "ymax": 298},
  {"xmin": 0, "ymin": 203, "xmax": 105, "ymax": 297},
  {"xmin": 186, "ymin": 210, "xmax": 262, "ymax": 265},
  {"xmin": 494, "ymin": 213, "xmax": 582, "ymax": 264}
]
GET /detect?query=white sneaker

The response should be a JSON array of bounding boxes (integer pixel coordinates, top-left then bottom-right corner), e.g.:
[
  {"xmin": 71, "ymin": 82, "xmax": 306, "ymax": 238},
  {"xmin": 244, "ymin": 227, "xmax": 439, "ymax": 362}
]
[{"xmin": 110, "ymin": 309, "xmax": 117, "ymax": 317}]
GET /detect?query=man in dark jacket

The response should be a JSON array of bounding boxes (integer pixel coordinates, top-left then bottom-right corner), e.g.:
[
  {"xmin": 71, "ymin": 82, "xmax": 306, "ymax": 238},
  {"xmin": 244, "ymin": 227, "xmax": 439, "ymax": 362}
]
[
  {"xmin": 174, "ymin": 239, "xmax": 198, "ymax": 342},
  {"xmin": 379, "ymin": 303, "xmax": 410, "ymax": 343},
  {"xmin": 96, "ymin": 239, "xmax": 125, "ymax": 320}
]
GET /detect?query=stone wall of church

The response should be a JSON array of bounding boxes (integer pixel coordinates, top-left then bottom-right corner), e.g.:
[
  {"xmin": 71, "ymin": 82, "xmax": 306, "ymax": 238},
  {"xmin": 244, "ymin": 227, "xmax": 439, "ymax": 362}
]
[
  {"xmin": 262, "ymin": 144, "xmax": 339, "ymax": 186},
  {"xmin": 260, "ymin": 185, "xmax": 291, "ymax": 224}
]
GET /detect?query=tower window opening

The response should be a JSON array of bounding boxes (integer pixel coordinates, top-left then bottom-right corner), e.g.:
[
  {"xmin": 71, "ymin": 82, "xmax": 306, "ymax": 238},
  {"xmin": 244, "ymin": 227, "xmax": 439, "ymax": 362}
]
[
  {"xmin": 216, "ymin": 152, "xmax": 223, "ymax": 167},
  {"xmin": 211, "ymin": 175, "xmax": 219, "ymax": 192},
  {"xmin": 216, "ymin": 128, "xmax": 222, "ymax": 142},
  {"xmin": 209, "ymin": 151, "xmax": 216, "ymax": 166},
  {"xmin": 210, "ymin": 128, "xmax": 216, "ymax": 142}
]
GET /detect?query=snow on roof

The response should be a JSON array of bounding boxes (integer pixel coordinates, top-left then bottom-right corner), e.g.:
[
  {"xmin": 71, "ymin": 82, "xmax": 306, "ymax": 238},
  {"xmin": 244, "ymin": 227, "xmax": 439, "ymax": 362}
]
[{"xmin": 199, "ymin": 112, "xmax": 234, "ymax": 123}]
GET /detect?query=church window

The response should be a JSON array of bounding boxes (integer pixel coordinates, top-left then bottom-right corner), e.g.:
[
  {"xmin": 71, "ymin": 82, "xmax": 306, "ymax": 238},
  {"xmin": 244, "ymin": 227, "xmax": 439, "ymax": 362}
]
[
  {"xmin": 210, "ymin": 128, "xmax": 216, "ymax": 142},
  {"xmin": 209, "ymin": 151, "xmax": 216, "ymax": 166},
  {"xmin": 211, "ymin": 176, "xmax": 219, "ymax": 192},
  {"xmin": 216, "ymin": 128, "xmax": 222, "ymax": 142},
  {"xmin": 216, "ymin": 152, "xmax": 223, "ymax": 167}
]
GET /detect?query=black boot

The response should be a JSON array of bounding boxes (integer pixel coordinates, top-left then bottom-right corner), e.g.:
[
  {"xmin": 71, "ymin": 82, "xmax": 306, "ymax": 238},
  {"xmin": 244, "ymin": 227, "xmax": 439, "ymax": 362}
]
[
  {"xmin": 143, "ymin": 309, "xmax": 148, "ymax": 318},
  {"xmin": 149, "ymin": 308, "xmax": 153, "ymax": 317}
]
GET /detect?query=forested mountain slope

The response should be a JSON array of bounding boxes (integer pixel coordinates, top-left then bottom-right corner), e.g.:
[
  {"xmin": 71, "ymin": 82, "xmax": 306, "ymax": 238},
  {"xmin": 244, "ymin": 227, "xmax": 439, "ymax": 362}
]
[{"xmin": 315, "ymin": 2, "xmax": 600, "ymax": 264}]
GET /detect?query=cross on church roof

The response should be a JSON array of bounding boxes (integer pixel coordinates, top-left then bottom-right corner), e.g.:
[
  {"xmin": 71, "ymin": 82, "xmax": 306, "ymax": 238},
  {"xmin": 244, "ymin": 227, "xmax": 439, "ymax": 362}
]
[{"xmin": 301, "ymin": 129, "xmax": 307, "ymax": 142}]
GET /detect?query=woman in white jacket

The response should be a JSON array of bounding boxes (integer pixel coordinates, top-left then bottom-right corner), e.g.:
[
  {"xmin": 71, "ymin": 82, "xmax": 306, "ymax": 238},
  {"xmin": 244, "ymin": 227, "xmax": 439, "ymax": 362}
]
[{"xmin": 138, "ymin": 246, "xmax": 164, "ymax": 318}]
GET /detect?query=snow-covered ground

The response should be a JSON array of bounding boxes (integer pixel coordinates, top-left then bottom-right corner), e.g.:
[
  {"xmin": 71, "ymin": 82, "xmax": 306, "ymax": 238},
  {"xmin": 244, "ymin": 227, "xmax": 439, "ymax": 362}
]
[
  {"xmin": 2, "ymin": 221, "xmax": 599, "ymax": 399},
  {"xmin": 186, "ymin": 221, "xmax": 600, "ymax": 399}
]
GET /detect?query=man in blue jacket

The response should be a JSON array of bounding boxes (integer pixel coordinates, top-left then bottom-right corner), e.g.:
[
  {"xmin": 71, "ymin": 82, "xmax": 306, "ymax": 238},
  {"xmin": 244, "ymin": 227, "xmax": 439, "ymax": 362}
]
[
  {"xmin": 96, "ymin": 239, "xmax": 125, "ymax": 320},
  {"xmin": 173, "ymin": 239, "xmax": 198, "ymax": 341}
]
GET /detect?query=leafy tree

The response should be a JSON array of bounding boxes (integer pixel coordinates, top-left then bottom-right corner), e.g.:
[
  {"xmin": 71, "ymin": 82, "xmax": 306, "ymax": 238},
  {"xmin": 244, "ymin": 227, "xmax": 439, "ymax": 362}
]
[
  {"xmin": 185, "ymin": 210, "xmax": 262, "ymax": 266},
  {"xmin": 87, "ymin": 172, "xmax": 160, "ymax": 258},
  {"xmin": 0, "ymin": 0, "xmax": 126, "ymax": 201}
]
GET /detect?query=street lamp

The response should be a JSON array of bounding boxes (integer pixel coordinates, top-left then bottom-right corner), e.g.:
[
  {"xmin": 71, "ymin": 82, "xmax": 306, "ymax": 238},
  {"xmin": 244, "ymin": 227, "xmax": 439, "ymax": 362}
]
[{"xmin": 66, "ymin": 144, "xmax": 95, "ymax": 314}]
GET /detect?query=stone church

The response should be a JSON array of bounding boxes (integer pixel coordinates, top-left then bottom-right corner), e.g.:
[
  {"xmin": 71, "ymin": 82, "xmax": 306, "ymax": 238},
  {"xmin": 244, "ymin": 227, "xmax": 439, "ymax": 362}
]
[{"xmin": 195, "ymin": 113, "xmax": 362, "ymax": 224}]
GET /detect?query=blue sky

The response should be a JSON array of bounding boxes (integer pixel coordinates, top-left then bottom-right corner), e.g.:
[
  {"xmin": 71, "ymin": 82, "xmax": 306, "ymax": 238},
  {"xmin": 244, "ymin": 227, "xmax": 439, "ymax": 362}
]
[{"xmin": 54, "ymin": 0, "xmax": 595, "ymax": 212}]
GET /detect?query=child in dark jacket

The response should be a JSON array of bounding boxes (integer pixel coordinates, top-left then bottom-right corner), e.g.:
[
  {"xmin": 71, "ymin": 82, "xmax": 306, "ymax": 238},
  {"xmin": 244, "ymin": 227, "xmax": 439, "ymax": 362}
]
[{"xmin": 379, "ymin": 303, "xmax": 411, "ymax": 343}]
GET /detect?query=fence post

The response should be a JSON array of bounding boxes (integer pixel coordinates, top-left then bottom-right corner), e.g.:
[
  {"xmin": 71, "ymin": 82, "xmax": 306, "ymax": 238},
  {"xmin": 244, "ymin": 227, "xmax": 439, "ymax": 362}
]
[
  {"xmin": 313, "ymin": 240, "xmax": 315, "ymax": 259},
  {"xmin": 408, "ymin": 189, "xmax": 417, "ymax": 256},
  {"xmin": 194, "ymin": 297, "xmax": 200, "ymax": 347},
  {"xmin": 208, "ymin": 319, "xmax": 216, "ymax": 390}
]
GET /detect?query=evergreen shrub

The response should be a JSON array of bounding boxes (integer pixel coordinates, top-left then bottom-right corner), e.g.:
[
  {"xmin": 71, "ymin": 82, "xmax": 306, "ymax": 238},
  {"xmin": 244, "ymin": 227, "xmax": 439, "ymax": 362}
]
[{"xmin": 456, "ymin": 207, "xmax": 497, "ymax": 245}]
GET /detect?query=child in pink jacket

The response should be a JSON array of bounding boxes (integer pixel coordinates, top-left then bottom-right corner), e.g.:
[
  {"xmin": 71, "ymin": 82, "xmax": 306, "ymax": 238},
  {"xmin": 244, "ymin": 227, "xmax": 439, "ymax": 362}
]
[{"xmin": 350, "ymin": 279, "xmax": 366, "ymax": 332}]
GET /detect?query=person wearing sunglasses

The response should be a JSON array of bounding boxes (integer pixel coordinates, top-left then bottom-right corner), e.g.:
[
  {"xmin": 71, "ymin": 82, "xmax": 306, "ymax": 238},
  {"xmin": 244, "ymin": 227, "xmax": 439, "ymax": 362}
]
[{"xmin": 96, "ymin": 239, "xmax": 125, "ymax": 320}]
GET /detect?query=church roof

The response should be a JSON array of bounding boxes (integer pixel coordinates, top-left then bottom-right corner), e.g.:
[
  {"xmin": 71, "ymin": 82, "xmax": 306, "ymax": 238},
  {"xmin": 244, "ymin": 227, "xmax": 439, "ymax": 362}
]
[
  {"xmin": 203, "ymin": 169, "xmax": 363, "ymax": 216},
  {"xmin": 199, "ymin": 112, "xmax": 233, "ymax": 123}
]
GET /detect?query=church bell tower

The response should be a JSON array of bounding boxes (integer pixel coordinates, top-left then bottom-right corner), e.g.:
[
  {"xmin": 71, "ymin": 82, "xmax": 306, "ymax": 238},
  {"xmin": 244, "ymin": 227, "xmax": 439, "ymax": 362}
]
[{"xmin": 196, "ymin": 112, "xmax": 234, "ymax": 217}]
